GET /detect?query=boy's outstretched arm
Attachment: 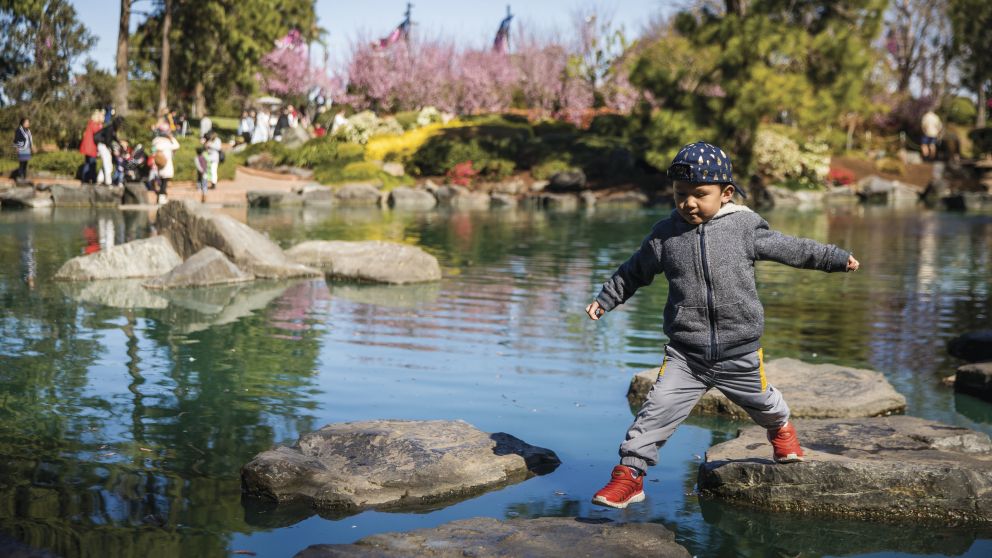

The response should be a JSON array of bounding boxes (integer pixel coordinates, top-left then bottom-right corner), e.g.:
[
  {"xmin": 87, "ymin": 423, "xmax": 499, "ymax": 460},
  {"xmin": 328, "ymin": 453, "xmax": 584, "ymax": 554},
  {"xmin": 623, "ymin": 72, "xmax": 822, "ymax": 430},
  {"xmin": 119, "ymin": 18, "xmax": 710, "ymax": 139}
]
[
  {"xmin": 589, "ymin": 233, "xmax": 664, "ymax": 319},
  {"xmin": 753, "ymin": 219, "xmax": 857, "ymax": 272}
]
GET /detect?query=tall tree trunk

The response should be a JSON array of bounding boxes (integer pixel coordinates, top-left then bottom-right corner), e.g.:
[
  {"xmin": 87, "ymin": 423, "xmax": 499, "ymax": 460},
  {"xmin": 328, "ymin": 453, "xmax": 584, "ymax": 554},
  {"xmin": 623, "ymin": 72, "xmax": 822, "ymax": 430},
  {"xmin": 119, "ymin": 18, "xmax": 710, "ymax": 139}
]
[
  {"xmin": 979, "ymin": 84, "xmax": 987, "ymax": 129},
  {"xmin": 193, "ymin": 80, "xmax": 206, "ymax": 119},
  {"xmin": 114, "ymin": 0, "xmax": 130, "ymax": 115},
  {"xmin": 157, "ymin": 0, "xmax": 172, "ymax": 112}
]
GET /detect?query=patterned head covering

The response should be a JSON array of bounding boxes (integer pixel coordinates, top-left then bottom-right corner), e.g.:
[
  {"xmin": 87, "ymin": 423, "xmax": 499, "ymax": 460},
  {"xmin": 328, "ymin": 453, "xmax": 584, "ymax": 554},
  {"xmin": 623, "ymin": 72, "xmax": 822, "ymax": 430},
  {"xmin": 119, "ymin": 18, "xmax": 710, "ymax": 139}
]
[{"xmin": 667, "ymin": 141, "xmax": 746, "ymax": 198}]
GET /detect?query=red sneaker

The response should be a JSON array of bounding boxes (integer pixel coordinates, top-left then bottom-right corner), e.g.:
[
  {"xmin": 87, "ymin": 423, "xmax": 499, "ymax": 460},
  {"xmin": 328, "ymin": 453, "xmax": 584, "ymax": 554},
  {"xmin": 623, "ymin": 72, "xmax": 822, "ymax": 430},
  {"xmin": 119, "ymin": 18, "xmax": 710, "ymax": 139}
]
[
  {"xmin": 767, "ymin": 421, "xmax": 805, "ymax": 463},
  {"xmin": 592, "ymin": 465, "xmax": 645, "ymax": 508}
]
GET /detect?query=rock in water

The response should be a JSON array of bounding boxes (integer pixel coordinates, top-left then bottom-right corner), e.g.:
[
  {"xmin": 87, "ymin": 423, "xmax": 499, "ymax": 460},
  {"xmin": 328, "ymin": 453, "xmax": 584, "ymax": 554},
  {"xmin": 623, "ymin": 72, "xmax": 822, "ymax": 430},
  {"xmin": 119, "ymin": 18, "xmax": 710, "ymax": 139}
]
[
  {"xmin": 286, "ymin": 240, "xmax": 441, "ymax": 284},
  {"xmin": 54, "ymin": 236, "xmax": 182, "ymax": 281},
  {"xmin": 628, "ymin": 358, "xmax": 906, "ymax": 418},
  {"xmin": 948, "ymin": 330, "xmax": 992, "ymax": 363},
  {"xmin": 144, "ymin": 247, "xmax": 253, "ymax": 289},
  {"xmin": 697, "ymin": 416, "xmax": 992, "ymax": 523},
  {"xmin": 293, "ymin": 517, "xmax": 691, "ymax": 558},
  {"xmin": 241, "ymin": 420, "xmax": 560, "ymax": 517},
  {"xmin": 156, "ymin": 200, "xmax": 319, "ymax": 279},
  {"xmin": 387, "ymin": 186, "xmax": 437, "ymax": 210},
  {"xmin": 955, "ymin": 362, "xmax": 992, "ymax": 402}
]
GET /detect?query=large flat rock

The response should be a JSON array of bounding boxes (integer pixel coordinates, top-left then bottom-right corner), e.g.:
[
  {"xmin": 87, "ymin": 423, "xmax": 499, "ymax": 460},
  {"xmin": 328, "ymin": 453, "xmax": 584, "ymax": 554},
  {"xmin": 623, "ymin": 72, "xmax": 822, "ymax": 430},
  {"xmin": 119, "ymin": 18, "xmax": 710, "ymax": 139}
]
[
  {"xmin": 144, "ymin": 247, "xmax": 253, "ymax": 289},
  {"xmin": 697, "ymin": 416, "xmax": 992, "ymax": 523},
  {"xmin": 387, "ymin": 186, "xmax": 437, "ymax": 210},
  {"xmin": 241, "ymin": 420, "xmax": 560, "ymax": 518},
  {"xmin": 628, "ymin": 358, "xmax": 906, "ymax": 418},
  {"xmin": 956, "ymin": 362, "xmax": 992, "ymax": 402},
  {"xmin": 156, "ymin": 200, "xmax": 320, "ymax": 279},
  {"xmin": 286, "ymin": 240, "xmax": 441, "ymax": 284},
  {"xmin": 54, "ymin": 236, "xmax": 182, "ymax": 281},
  {"xmin": 293, "ymin": 517, "xmax": 690, "ymax": 558}
]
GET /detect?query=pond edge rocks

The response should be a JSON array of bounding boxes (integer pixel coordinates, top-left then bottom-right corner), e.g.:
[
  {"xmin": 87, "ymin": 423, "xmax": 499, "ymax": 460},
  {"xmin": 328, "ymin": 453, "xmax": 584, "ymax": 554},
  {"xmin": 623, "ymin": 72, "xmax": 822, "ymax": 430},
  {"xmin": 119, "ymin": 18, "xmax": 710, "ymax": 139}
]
[
  {"xmin": 627, "ymin": 358, "xmax": 906, "ymax": 418},
  {"xmin": 292, "ymin": 517, "xmax": 691, "ymax": 558},
  {"xmin": 697, "ymin": 416, "xmax": 992, "ymax": 524},
  {"xmin": 286, "ymin": 240, "xmax": 441, "ymax": 284},
  {"xmin": 54, "ymin": 236, "xmax": 183, "ymax": 281},
  {"xmin": 241, "ymin": 419, "xmax": 560, "ymax": 517}
]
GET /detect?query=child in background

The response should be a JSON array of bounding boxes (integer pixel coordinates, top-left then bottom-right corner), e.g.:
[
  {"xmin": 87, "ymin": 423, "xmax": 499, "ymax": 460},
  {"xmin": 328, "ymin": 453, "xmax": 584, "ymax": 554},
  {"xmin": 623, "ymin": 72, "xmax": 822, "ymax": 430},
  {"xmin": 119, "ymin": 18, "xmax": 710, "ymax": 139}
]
[
  {"xmin": 587, "ymin": 141, "xmax": 860, "ymax": 509},
  {"xmin": 194, "ymin": 146, "xmax": 209, "ymax": 201}
]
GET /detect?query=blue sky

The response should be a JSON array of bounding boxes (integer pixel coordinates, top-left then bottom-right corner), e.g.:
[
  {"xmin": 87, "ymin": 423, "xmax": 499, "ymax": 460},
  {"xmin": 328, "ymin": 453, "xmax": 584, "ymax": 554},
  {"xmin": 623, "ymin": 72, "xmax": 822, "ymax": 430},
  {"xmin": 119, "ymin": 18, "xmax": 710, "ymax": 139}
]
[{"xmin": 71, "ymin": 0, "xmax": 676, "ymax": 71}]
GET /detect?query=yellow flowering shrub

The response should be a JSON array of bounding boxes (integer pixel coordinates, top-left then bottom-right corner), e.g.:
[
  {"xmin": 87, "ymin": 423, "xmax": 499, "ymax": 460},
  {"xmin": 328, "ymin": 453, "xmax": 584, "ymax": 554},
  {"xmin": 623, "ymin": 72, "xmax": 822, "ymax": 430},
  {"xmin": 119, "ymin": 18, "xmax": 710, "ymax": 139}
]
[{"xmin": 365, "ymin": 120, "xmax": 466, "ymax": 163}]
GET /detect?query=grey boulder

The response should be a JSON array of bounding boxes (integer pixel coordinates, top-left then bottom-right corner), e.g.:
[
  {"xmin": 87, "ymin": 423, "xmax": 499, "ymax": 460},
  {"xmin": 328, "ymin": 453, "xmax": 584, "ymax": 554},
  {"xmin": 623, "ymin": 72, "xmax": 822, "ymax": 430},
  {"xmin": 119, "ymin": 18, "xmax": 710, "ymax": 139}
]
[
  {"xmin": 286, "ymin": 240, "xmax": 441, "ymax": 284},
  {"xmin": 156, "ymin": 200, "xmax": 320, "ymax": 279},
  {"xmin": 435, "ymin": 185, "xmax": 490, "ymax": 209},
  {"xmin": 956, "ymin": 362, "xmax": 992, "ymax": 402},
  {"xmin": 948, "ymin": 330, "xmax": 992, "ymax": 362},
  {"xmin": 293, "ymin": 517, "xmax": 690, "ymax": 558},
  {"xmin": 628, "ymin": 358, "xmax": 906, "ymax": 418},
  {"xmin": 387, "ymin": 186, "xmax": 436, "ymax": 210},
  {"xmin": 54, "ymin": 236, "xmax": 182, "ymax": 281},
  {"xmin": 247, "ymin": 190, "xmax": 304, "ymax": 208},
  {"xmin": 697, "ymin": 416, "xmax": 992, "ymax": 523},
  {"xmin": 241, "ymin": 420, "xmax": 560, "ymax": 517},
  {"xmin": 335, "ymin": 183, "xmax": 383, "ymax": 206},
  {"xmin": 144, "ymin": 247, "xmax": 253, "ymax": 289}
]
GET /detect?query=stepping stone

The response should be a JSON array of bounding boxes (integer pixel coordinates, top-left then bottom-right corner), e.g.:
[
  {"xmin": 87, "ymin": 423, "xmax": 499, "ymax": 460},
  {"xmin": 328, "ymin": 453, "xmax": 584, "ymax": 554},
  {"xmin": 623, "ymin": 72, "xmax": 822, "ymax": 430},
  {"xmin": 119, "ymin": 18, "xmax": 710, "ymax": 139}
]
[
  {"xmin": 54, "ymin": 236, "xmax": 182, "ymax": 281},
  {"xmin": 697, "ymin": 416, "xmax": 992, "ymax": 523},
  {"xmin": 286, "ymin": 240, "xmax": 441, "ymax": 284},
  {"xmin": 144, "ymin": 247, "xmax": 253, "ymax": 289},
  {"xmin": 293, "ymin": 517, "xmax": 690, "ymax": 558},
  {"xmin": 241, "ymin": 420, "xmax": 559, "ymax": 519},
  {"xmin": 628, "ymin": 358, "xmax": 906, "ymax": 418}
]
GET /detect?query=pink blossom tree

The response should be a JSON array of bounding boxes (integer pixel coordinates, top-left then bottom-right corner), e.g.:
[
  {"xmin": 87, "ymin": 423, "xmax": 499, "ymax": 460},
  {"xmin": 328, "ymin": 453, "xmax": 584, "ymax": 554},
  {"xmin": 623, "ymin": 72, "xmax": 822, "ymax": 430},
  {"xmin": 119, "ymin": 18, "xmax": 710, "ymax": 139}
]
[{"xmin": 258, "ymin": 29, "xmax": 342, "ymax": 101}]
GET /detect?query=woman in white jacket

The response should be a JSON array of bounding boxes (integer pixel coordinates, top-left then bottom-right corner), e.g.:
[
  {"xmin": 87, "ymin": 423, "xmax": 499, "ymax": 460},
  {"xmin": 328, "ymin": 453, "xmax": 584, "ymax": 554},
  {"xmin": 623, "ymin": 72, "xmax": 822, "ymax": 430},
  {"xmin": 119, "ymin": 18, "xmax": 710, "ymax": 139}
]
[{"xmin": 151, "ymin": 129, "xmax": 180, "ymax": 204}]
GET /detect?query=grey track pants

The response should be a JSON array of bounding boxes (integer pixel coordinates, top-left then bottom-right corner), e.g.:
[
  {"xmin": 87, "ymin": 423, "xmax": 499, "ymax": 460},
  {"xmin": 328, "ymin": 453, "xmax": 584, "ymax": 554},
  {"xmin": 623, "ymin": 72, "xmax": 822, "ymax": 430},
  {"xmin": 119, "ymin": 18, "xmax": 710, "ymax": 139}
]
[{"xmin": 619, "ymin": 344, "xmax": 790, "ymax": 473}]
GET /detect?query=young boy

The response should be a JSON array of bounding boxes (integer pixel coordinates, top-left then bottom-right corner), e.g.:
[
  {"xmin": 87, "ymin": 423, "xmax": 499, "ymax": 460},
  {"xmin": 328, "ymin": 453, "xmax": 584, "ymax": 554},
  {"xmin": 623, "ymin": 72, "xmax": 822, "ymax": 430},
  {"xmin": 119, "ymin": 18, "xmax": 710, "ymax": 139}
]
[{"xmin": 586, "ymin": 141, "xmax": 859, "ymax": 509}]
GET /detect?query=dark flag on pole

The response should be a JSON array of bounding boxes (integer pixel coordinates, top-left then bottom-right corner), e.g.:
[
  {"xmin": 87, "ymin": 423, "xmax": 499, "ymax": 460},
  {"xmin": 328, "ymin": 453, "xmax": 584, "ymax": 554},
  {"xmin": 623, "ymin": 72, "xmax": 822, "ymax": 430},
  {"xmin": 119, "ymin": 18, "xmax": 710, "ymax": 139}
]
[
  {"xmin": 377, "ymin": 2, "xmax": 413, "ymax": 49},
  {"xmin": 493, "ymin": 5, "xmax": 513, "ymax": 54}
]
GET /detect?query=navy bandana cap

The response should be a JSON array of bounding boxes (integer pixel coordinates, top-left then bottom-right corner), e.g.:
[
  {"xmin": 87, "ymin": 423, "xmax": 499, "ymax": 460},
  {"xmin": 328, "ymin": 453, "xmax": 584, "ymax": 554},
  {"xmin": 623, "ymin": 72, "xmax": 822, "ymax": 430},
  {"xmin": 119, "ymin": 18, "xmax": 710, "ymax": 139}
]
[{"xmin": 667, "ymin": 141, "xmax": 747, "ymax": 198}]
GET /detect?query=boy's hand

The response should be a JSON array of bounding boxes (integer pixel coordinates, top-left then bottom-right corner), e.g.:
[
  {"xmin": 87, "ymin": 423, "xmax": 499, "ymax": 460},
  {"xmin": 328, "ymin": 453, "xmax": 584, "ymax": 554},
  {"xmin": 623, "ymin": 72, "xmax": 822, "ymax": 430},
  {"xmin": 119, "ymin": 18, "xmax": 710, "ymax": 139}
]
[
  {"xmin": 585, "ymin": 300, "xmax": 605, "ymax": 320},
  {"xmin": 847, "ymin": 255, "xmax": 860, "ymax": 271}
]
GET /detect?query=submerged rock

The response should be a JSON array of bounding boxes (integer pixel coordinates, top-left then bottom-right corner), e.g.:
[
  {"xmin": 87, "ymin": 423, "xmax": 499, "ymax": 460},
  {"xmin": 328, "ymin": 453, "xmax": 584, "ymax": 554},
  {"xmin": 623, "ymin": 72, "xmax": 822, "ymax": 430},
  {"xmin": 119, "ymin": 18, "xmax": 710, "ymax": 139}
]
[
  {"xmin": 293, "ymin": 517, "xmax": 690, "ymax": 558},
  {"xmin": 697, "ymin": 416, "xmax": 992, "ymax": 523},
  {"xmin": 948, "ymin": 330, "xmax": 992, "ymax": 363},
  {"xmin": 59, "ymin": 279, "xmax": 168, "ymax": 309},
  {"xmin": 241, "ymin": 420, "xmax": 560, "ymax": 517},
  {"xmin": 286, "ymin": 240, "xmax": 441, "ymax": 284},
  {"xmin": 156, "ymin": 200, "xmax": 320, "ymax": 279},
  {"xmin": 628, "ymin": 358, "xmax": 906, "ymax": 418},
  {"xmin": 54, "ymin": 236, "xmax": 182, "ymax": 281},
  {"xmin": 144, "ymin": 247, "xmax": 253, "ymax": 289},
  {"xmin": 956, "ymin": 362, "xmax": 992, "ymax": 402}
]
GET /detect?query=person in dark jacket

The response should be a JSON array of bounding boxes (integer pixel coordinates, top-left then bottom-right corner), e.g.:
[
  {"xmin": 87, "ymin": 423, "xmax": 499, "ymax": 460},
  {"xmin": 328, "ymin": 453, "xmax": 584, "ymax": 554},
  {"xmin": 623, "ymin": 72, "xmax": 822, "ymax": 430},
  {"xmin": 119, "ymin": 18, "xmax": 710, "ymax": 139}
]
[
  {"xmin": 587, "ymin": 141, "xmax": 860, "ymax": 510},
  {"xmin": 12, "ymin": 118, "xmax": 34, "ymax": 181},
  {"xmin": 94, "ymin": 116, "xmax": 122, "ymax": 185}
]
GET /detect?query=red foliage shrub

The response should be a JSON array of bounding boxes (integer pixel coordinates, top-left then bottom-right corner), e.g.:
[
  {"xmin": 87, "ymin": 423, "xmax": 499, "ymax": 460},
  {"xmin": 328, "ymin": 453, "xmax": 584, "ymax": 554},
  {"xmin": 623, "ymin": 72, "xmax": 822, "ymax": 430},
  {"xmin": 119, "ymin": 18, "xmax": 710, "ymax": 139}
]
[
  {"xmin": 827, "ymin": 166, "xmax": 855, "ymax": 186},
  {"xmin": 447, "ymin": 160, "xmax": 478, "ymax": 186}
]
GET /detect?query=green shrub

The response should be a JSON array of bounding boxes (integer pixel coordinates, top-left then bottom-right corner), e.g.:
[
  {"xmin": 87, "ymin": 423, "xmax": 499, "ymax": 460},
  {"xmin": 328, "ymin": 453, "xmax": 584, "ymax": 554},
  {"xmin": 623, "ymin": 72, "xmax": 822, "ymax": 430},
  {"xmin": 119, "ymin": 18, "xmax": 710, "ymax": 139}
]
[
  {"xmin": 409, "ymin": 123, "xmax": 532, "ymax": 176},
  {"xmin": 32, "ymin": 151, "xmax": 83, "ymax": 177},
  {"xmin": 341, "ymin": 161, "xmax": 381, "ymax": 180},
  {"xmin": 282, "ymin": 136, "xmax": 340, "ymax": 168},
  {"xmin": 118, "ymin": 113, "xmax": 158, "ymax": 145},
  {"xmin": 394, "ymin": 110, "xmax": 420, "ymax": 130},
  {"xmin": 480, "ymin": 158, "xmax": 515, "ymax": 181},
  {"xmin": 312, "ymin": 164, "xmax": 345, "ymax": 184},
  {"xmin": 336, "ymin": 142, "xmax": 365, "ymax": 162},
  {"xmin": 943, "ymin": 96, "xmax": 978, "ymax": 126},
  {"xmin": 531, "ymin": 159, "xmax": 573, "ymax": 180}
]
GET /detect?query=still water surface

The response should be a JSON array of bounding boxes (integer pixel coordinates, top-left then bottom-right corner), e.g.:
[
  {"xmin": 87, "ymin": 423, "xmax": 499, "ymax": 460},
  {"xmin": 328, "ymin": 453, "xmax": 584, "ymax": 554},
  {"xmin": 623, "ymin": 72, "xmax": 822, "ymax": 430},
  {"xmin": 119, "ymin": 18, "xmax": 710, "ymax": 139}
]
[{"xmin": 1, "ymin": 204, "xmax": 991, "ymax": 557}]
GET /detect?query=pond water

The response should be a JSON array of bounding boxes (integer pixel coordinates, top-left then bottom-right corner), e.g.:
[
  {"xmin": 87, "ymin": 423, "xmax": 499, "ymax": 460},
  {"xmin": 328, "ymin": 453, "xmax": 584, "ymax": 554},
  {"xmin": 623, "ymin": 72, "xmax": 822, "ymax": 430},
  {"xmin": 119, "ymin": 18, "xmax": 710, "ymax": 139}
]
[{"xmin": 1, "ymin": 203, "xmax": 991, "ymax": 558}]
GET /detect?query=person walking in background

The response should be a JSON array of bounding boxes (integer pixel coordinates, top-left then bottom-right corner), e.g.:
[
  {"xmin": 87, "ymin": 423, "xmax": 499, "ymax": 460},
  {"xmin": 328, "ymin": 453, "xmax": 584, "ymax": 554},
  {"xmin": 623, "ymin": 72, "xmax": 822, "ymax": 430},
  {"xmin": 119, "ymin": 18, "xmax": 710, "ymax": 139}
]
[
  {"xmin": 199, "ymin": 114, "xmax": 213, "ymax": 139},
  {"xmin": 920, "ymin": 110, "xmax": 943, "ymax": 161},
  {"xmin": 12, "ymin": 117, "xmax": 34, "ymax": 181},
  {"xmin": 151, "ymin": 127, "xmax": 180, "ymax": 204},
  {"xmin": 194, "ymin": 146, "xmax": 209, "ymax": 202},
  {"xmin": 203, "ymin": 130, "xmax": 222, "ymax": 190},
  {"xmin": 251, "ymin": 108, "xmax": 270, "ymax": 144},
  {"xmin": 238, "ymin": 110, "xmax": 254, "ymax": 144},
  {"xmin": 94, "ymin": 116, "xmax": 122, "ymax": 186},
  {"xmin": 79, "ymin": 110, "xmax": 103, "ymax": 183},
  {"xmin": 273, "ymin": 107, "xmax": 289, "ymax": 141}
]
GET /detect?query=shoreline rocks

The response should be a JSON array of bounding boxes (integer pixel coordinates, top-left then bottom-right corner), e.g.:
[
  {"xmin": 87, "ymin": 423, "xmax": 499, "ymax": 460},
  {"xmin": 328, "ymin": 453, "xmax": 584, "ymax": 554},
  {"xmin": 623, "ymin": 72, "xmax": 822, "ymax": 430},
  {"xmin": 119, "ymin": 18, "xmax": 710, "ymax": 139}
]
[
  {"xmin": 697, "ymin": 416, "xmax": 992, "ymax": 524},
  {"xmin": 293, "ymin": 517, "xmax": 691, "ymax": 558},
  {"xmin": 628, "ymin": 358, "xmax": 906, "ymax": 418},
  {"xmin": 286, "ymin": 240, "xmax": 441, "ymax": 284},
  {"xmin": 241, "ymin": 420, "xmax": 560, "ymax": 518},
  {"xmin": 955, "ymin": 362, "xmax": 992, "ymax": 402},
  {"xmin": 54, "ymin": 236, "xmax": 182, "ymax": 281}
]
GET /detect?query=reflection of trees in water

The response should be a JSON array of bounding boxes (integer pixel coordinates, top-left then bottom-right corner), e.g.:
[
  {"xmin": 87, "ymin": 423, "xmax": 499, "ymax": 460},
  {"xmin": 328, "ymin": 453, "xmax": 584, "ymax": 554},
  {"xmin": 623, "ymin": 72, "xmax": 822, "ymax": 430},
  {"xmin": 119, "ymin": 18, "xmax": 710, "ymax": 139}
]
[{"xmin": 0, "ymin": 214, "xmax": 329, "ymax": 556}]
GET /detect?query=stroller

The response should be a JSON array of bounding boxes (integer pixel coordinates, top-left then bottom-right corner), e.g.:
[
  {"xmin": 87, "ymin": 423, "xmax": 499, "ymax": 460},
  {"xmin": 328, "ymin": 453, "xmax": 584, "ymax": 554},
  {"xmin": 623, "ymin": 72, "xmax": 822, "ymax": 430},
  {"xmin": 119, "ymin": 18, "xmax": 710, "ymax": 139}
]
[{"xmin": 122, "ymin": 143, "xmax": 149, "ymax": 184}]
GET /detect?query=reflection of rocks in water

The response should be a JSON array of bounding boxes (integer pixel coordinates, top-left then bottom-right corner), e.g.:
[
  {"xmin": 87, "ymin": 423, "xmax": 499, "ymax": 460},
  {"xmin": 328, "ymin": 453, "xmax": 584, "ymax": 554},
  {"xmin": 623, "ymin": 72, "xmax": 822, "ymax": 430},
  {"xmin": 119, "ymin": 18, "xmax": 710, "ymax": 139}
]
[
  {"xmin": 698, "ymin": 498, "xmax": 989, "ymax": 556},
  {"xmin": 157, "ymin": 280, "xmax": 305, "ymax": 334},
  {"xmin": 59, "ymin": 279, "xmax": 168, "ymax": 309},
  {"xmin": 0, "ymin": 532, "xmax": 60, "ymax": 558},
  {"xmin": 328, "ymin": 281, "xmax": 440, "ymax": 309}
]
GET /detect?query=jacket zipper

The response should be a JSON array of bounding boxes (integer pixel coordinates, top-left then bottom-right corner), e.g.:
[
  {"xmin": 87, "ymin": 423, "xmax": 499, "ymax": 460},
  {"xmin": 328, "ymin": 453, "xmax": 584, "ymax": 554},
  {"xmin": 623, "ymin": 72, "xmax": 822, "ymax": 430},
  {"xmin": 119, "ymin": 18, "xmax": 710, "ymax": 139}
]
[{"xmin": 699, "ymin": 223, "xmax": 717, "ymax": 360}]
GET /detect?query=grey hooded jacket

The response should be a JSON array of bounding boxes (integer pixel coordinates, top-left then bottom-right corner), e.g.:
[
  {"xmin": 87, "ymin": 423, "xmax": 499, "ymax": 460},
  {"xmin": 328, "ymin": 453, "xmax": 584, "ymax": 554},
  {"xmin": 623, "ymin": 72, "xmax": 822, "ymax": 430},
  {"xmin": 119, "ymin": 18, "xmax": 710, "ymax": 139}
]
[{"xmin": 595, "ymin": 204, "xmax": 850, "ymax": 361}]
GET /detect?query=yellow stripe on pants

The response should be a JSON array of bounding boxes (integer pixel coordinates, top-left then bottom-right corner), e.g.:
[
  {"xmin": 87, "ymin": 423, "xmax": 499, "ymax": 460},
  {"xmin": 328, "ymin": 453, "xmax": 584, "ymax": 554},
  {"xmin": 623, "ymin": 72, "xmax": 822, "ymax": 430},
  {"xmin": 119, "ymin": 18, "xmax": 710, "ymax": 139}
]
[
  {"xmin": 758, "ymin": 348, "xmax": 767, "ymax": 392},
  {"xmin": 657, "ymin": 357, "xmax": 668, "ymax": 380}
]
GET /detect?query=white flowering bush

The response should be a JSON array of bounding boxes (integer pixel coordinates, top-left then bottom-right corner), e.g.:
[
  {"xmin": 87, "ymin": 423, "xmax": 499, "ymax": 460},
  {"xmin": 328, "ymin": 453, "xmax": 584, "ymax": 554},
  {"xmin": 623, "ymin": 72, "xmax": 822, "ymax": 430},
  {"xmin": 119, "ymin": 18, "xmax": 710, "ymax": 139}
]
[
  {"xmin": 335, "ymin": 111, "xmax": 405, "ymax": 144},
  {"xmin": 798, "ymin": 139, "xmax": 830, "ymax": 182},
  {"xmin": 754, "ymin": 126, "xmax": 832, "ymax": 189},
  {"xmin": 416, "ymin": 106, "xmax": 443, "ymax": 127}
]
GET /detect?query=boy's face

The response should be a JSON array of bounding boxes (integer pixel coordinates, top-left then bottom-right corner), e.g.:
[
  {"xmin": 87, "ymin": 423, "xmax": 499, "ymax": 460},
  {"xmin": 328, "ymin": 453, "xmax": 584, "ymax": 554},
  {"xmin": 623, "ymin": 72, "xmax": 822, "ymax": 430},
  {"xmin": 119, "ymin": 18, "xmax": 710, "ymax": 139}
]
[{"xmin": 673, "ymin": 181, "xmax": 735, "ymax": 225}]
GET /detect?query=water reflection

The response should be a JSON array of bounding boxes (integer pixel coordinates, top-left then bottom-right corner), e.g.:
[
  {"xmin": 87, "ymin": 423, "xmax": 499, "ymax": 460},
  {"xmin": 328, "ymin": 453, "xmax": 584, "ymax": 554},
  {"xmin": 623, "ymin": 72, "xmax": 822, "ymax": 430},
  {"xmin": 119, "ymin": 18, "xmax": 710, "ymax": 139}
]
[{"xmin": 0, "ymin": 205, "xmax": 990, "ymax": 557}]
